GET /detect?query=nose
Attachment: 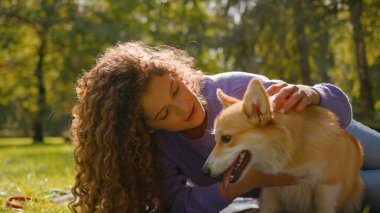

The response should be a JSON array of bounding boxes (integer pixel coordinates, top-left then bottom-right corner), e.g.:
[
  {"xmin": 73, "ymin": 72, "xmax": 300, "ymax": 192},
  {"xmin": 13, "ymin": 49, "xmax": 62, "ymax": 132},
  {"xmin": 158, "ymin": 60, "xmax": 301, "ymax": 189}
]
[
  {"xmin": 172, "ymin": 99, "xmax": 188, "ymax": 115},
  {"xmin": 202, "ymin": 165, "xmax": 211, "ymax": 177}
]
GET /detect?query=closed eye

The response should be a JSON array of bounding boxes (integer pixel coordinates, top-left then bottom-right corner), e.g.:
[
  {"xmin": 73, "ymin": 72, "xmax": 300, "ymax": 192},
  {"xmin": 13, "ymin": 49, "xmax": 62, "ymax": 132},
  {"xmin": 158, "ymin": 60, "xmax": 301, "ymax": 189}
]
[
  {"xmin": 173, "ymin": 84, "xmax": 179, "ymax": 96},
  {"xmin": 160, "ymin": 84, "xmax": 179, "ymax": 120},
  {"xmin": 159, "ymin": 109, "xmax": 168, "ymax": 120}
]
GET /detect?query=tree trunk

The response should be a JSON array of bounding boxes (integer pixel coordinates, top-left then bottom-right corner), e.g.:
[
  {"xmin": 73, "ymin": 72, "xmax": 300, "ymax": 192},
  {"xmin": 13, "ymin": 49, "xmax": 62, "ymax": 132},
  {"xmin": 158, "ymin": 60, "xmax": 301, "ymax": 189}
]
[
  {"xmin": 293, "ymin": 1, "xmax": 311, "ymax": 84},
  {"xmin": 348, "ymin": 0, "xmax": 374, "ymax": 119},
  {"xmin": 33, "ymin": 34, "xmax": 47, "ymax": 143},
  {"xmin": 315, "ymin": 32, "xmax": 333, "ymax": 83}
]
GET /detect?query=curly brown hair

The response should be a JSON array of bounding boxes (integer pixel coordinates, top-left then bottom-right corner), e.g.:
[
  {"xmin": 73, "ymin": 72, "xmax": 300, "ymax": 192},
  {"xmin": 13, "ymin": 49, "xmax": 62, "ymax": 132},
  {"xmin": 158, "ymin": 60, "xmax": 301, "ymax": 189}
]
[{"xmin": 69, "ymin": 41, "xmax": 204, "ymax": 212}]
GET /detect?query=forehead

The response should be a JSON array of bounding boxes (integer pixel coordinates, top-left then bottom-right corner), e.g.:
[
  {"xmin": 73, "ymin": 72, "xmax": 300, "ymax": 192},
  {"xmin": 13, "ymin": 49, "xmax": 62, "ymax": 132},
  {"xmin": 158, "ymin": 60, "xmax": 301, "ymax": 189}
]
[
  {"xmin": 146, "ymin": 74, "xmax": 172, "ymax": 92},
  {"xmin": 140, "ymin": 74, "xmax": 172, "ymax": 118}
]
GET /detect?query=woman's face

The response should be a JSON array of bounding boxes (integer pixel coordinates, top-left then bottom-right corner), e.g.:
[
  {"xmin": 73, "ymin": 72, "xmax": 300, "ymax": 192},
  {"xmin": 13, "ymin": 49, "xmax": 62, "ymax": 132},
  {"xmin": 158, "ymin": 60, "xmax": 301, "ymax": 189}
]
[{"xmin": 140, "ymin": 74, "xmax": 205, "ymax": 132}]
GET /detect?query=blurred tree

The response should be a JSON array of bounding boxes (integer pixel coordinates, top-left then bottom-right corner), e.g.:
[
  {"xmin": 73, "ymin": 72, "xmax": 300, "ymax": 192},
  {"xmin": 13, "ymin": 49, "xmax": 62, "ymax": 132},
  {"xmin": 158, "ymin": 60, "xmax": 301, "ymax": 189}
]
[
  {"xmin": 0, "ymin": 0, "xmax": 147, "ymax": 140},
  {"xmin": 292, "ymin": 0, "xmax": 312, "ymax": 84},
  {"xmin": 0, "ymin": 0, "xmax": 379, "ymax": 139},
  {"xmin": 214, "ymin": 0, "xmax": 378, "ymax": 124},
  {"xmin": 0, "ymin": 24, "xmax": 37, "ymax": 137},
  {"xmin": 1, "ymin": 0, "xmax": 80, "ymax": 143},
  {"xmin": 142, "ymin": 0, "xmax": 224, "ymax": 72},
  {"xmin": 348, "ymin": 0, "xmax": 374, "ymax": 119}
]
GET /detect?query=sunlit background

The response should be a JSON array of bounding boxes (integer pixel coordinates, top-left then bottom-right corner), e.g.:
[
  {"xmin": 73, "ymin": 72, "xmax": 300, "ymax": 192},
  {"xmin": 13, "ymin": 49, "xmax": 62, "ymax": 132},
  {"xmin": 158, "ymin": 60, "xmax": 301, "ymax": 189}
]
[{"xmin": 0, "ymin": 0, "xmax": 379, "ymax": 211}]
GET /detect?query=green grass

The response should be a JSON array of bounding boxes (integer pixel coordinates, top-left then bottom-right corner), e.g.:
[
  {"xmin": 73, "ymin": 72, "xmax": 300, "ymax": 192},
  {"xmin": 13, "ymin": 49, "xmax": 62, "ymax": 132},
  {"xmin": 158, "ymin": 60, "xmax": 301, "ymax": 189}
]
[
  {"xmin": 0, "ymin": 138, "xmax": 373, "ymax": 212},
  {"xmin": 0, "ymin": 137, "xmax": 74, "ymax": 212},
  {"xmin": 0, "ymin": 137, "xmax": 67, "ymax": 146}
]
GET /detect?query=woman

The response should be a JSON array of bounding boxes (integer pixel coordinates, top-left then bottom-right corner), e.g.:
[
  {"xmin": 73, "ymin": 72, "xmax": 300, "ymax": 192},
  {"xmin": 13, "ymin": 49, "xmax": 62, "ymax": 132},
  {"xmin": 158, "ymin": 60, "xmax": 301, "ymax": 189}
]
[{"xmin": 70, "ymin": 41, "xmax": 380, "ymax": 212}]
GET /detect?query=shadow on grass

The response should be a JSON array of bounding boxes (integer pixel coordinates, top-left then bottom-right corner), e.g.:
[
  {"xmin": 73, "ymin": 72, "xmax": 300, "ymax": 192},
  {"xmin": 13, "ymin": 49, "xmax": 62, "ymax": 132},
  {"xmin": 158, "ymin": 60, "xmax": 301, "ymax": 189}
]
[{"xmin": 0, "ymin": 137, "xmax": 72, "ymax": 149}]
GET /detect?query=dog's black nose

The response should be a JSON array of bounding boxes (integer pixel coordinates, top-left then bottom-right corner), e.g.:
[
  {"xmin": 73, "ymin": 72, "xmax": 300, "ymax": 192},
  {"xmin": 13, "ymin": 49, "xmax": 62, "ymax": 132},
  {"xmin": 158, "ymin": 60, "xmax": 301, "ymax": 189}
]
[{"xmin": 202, "ymin": 166, "xmax": 211, "ymax": 177}]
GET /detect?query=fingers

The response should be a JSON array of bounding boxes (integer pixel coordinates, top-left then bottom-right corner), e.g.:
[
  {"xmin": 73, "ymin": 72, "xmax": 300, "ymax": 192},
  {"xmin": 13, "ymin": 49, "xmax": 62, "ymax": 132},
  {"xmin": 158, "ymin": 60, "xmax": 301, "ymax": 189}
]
[
  {"xmin": 294, "ymin": 96, "xmax": 310, "ymax": 112},
  {"xmin": 266, "ymin": 83, "xmax": 288, "ymax": 96},
  {"xmin": 271, "ymin": 85, "xmax": 299, "ymax": 111},
  {"xmin": 280, "ymin": 90, "xmax": 302, "ymax": 112},
  {"xmin": 281, "ymin": 90, "xmax": 313, "ymax": 112},
  {"xmin": 269, "ymin": 84, "xmax": 320, "ymax": 113}
]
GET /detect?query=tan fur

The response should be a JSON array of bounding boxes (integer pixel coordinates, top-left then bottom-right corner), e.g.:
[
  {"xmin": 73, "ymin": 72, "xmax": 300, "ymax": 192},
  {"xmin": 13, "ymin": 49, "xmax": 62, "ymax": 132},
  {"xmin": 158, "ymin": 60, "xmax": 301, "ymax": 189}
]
[{"xmin": 204, "ymin": 79, "xmax": 363, "ymax": 213}]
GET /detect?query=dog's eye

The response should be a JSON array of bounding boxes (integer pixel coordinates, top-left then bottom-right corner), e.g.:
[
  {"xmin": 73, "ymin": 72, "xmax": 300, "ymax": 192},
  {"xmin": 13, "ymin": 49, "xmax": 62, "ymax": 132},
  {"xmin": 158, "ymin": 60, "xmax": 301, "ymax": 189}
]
[{"xmin": 221, "ymin": 135, "xmax": 231, "ymax": 143}]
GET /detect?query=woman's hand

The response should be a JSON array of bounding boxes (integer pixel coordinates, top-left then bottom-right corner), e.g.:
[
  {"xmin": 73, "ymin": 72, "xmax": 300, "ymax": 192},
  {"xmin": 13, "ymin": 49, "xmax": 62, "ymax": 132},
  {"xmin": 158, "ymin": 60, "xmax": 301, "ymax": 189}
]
[
  {"xmin": 221, "ymin": 166, "xmax": 299, "ymax": 201},
  {"xmin": 266, "ymin": 83, "xmax": 321, "ymax": 113},
  {"xmin": 243, "ymin": 167, "xmax": 299, "ymax": 189}
]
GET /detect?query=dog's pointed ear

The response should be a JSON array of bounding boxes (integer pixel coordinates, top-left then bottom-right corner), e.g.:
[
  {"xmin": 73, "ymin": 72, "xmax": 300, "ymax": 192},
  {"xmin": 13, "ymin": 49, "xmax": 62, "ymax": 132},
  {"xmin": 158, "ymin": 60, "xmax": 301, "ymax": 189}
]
[
  {"xmin": 242, "ymin": 78, "xmax": 272, "ymax": 125},
  {"xmin": 217, "ymin": 88, "xmax": 239, "ymax": 109}
]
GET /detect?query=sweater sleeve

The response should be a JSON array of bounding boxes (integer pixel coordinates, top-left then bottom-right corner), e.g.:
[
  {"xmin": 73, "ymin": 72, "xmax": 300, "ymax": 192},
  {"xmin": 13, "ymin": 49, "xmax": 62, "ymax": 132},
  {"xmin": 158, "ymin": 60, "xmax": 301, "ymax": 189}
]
[
  {"xmin": 311, "ymin": 83, "xmax": 352, "ymax": 128},
  {"xmin": 157, "ymin": 150, "xmax": 230, "ymax": 212},
  {"xmin": 240, "ymin": 72, "xmax": 353, "ymax": 128}
]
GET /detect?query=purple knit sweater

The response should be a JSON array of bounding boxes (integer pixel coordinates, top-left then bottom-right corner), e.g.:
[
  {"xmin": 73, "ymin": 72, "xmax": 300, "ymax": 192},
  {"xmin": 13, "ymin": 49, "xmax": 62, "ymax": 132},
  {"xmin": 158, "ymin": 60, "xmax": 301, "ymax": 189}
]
[{"xmin": 152, "ymin": 71, "xmax": 352, "ymax": 212}]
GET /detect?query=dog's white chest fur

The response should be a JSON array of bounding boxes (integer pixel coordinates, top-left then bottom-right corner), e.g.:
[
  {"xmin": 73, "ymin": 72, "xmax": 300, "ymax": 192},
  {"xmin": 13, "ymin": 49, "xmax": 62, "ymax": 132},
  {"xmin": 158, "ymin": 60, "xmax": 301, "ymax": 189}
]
[
  {"xmin": 259, "ymin": 166, "xmax": 340, "ymax": 213},
  {"xmin": 261, "ymin": 179, "xmax": 341, "ymax": 213}
]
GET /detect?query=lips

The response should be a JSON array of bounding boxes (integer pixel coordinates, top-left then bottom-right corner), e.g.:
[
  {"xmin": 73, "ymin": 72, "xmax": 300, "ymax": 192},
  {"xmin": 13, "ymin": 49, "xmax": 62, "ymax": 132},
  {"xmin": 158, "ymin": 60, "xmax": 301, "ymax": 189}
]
[{"xmin": 186, "ymin": 104, "xmax": 195, "ymax": 121}]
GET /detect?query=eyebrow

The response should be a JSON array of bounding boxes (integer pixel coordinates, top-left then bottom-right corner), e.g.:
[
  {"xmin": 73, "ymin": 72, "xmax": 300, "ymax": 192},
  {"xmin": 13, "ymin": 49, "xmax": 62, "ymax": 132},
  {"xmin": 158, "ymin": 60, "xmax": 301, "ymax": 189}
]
[{"xmin": 154, "ymin": 79, "xmax": 174, "ymax": 120}]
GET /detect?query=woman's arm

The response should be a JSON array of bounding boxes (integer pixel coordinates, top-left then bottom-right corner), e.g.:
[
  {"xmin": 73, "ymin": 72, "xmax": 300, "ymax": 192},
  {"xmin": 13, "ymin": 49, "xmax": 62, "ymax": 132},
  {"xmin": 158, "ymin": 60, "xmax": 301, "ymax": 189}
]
[
  {"xmin": 264, "ymin": 82, "xmax": 352, "ymax": 128},
  {"xmin": 312, "ymin": 83, "xmax": 352, "ymax": 128},
  {"xmin": 220, "ymin": 72, "xmax": 352, "ymax": 128},
  {"xmin": 158, "ymin": 151, "xmax": 298, "ymax": 212},
  {"xmin": 158, "ymin": 152, "xmax": 230, "ymax": 213}
]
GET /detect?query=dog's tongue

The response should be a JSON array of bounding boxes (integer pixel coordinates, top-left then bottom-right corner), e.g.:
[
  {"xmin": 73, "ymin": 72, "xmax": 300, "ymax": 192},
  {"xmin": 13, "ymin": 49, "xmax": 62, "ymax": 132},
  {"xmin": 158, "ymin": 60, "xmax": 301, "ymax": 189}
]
[{"xmin": 222, "ymin": 156, "xmax": 240, "ymax": 194}]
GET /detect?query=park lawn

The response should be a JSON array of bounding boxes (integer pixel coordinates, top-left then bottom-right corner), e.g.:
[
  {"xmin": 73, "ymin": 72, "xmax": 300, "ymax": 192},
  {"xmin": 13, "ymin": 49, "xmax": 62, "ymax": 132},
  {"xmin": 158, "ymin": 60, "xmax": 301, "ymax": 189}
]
[
  {"xmin": 0, "ymin": 138, "xmax": 372, "ymax": 213},
  {"xmin": 0, "ymin": 137, "xmax": 75, "ymax": 212}
]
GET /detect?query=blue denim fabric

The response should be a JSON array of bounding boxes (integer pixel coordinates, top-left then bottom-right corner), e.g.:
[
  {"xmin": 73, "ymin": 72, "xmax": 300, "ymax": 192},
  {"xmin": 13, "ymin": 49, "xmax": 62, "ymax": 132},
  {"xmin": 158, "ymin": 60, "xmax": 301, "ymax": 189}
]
[{"xmin": 347, "ymin": 120, "xmax": 380, "ymax": 213}]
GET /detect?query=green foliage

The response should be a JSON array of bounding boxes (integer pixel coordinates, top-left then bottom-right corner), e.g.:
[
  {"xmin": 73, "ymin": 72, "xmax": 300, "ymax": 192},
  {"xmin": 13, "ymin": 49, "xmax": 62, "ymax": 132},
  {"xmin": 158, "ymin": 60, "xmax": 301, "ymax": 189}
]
[{"xmin": 0, "ymin": 0, "xmax": 379, "ymax": 136}]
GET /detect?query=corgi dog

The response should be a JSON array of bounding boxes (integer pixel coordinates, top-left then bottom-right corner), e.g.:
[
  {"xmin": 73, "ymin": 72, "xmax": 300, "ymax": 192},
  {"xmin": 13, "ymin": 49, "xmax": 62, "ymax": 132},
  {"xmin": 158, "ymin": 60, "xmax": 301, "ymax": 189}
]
[{"xmin": 202, "ymin": 78, "xmax": 363, "ymax": 213}]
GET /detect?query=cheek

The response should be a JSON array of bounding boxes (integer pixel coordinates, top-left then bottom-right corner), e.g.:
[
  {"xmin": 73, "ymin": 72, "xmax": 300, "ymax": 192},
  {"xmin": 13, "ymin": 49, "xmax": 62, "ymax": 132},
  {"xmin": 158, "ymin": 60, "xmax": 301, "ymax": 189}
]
[
  {"xmin": 182, "ymin": 84, "xmax": 196, "ymax": 99},
  {"xmin": 155, "ymin": 118, "xmax": 186, "ymax": 131}
]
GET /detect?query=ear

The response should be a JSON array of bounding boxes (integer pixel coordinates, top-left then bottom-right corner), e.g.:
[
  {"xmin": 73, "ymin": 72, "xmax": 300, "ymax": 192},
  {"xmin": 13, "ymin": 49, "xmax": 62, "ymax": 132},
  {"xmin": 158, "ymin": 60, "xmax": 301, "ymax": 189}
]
[
  {"xmin": 217, "ymin": 88, "xmax": 239, "ymax": 109},
  {"xmin": 242, "ymin": 78, "xmax": 272, "ymax": 125}
]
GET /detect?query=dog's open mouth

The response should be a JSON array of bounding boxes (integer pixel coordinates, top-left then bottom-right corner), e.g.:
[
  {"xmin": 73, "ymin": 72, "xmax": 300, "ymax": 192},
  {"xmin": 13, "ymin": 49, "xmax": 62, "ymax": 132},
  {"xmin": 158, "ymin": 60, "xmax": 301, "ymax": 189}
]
[{"xmin": 223, "ymin": 150, "xmax": 251, "ymax": 192}]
